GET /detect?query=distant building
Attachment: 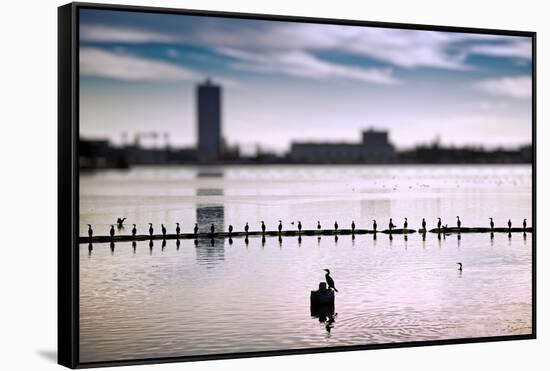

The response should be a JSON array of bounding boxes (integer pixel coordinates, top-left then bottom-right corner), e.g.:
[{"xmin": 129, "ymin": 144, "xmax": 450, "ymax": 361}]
[
  {"xmin": 197, "ymin": 79, "xmax": 221, "ymax": 163},
  {"xmin": 290, "ymin": 128, "xmax": 396, "ymax": 163}
]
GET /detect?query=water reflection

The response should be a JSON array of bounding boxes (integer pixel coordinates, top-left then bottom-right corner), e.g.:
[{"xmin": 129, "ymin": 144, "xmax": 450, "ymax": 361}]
[
  {"xmin": 176, "ymin": 239, "xmax": 180, "ymax": 250},
  {"xmin": 310, "ymin": 304, "xmax": 337, "ymax": 336},
  {"xmin": 196, "ymin": 182, "xmax": 225, "ymax": 266},
  {"xmin": 109, "ymin": 241, "xmax": 115, "ymax": 254},
  {"xmin": 132, "ymin": 240, "xmax": 136, "ymax": 253}
]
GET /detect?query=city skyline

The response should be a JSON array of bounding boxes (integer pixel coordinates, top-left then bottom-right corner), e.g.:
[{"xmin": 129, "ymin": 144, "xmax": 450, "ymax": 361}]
[{"xmin": 79, "ymin": 9, "xmax": 533, "ymax": 153}]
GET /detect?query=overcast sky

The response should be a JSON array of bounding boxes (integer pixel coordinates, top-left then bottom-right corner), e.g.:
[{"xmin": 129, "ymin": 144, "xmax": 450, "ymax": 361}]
[{"xmin": 79, "ymin": 9, "xmax": 533, "ymax": 153}]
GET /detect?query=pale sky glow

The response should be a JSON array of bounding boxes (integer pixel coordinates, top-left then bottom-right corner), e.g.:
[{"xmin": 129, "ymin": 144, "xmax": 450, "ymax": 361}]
[{"xmin": 79, "ymin": 9, "xmax": 533, "ymax": 152}]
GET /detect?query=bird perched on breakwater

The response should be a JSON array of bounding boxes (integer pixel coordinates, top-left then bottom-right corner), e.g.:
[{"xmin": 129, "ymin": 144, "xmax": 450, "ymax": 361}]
[
  {"xmin": 404, "ymin": 218, "xmax": 408, "ymax": 229},
  {"xmin": 421, "ymin": 218, "xmax": 426, "ymax": 231},
  {"xmin": 490, "ymin": 217, "xmax": 494, "ymax": 230},
  {"xmin": 278, "ymin": 220, "xmax": 283, "ymax": 234},
  {"xmin": 334, "ymin": 221, "xmax": 339, "ymax": 232},
  {"xmin": 523, "ymin": 218, "xmax": 527, "ymax": 230},
  {"xmin": 261, "ymin": 221, "xmax": 266, "ymax": 234},
  {"xmin": 351, "ymin": 220, "xmax": 355, "ymax": 233},
  {"xmin": 116, "ymin": 217, "xmax": 126, "ymax": 228},
  {"xmin": 161, "ymin": 224, "xmax": 167, "ymax": 237},
  {"xmin": 148, "ymin": 223, "xmax": 153, "ymax": 237},
  {"xmin": 324, "ymin": 269, "xmax": 338, "ymax": 292},
  {"xmin": 176, "ymin": 222, "xmax": 180, "ymax": 236},
  {"xmin": 244, "ymin": 222, "xmax": 249, "ymax": 235},
  {"xmin": 437, "ymin": 217, "xmax": 442, "ymax": 230},
  {"xmin": 110, "ymin": 225, "xmax": 115, "ymax": 239},
  {"xmin": 132, "ymin": 224, "xmax": 137, "ymax": 237},
  {"xmin": 317, "ymin": 221, "xmax": 321, "ymax": 230},
  {"xmin": 389, "ymin": 218, "xmax": 396, "ymax": 231},
  {"xmin": 87, "ymin": 224, "xmax": 93, "ymax": 239},
  {"xmin": 372, "ymin": 219, "xmax": 377, "ymax": 232},
  {"xmin": 298, "ymin": 221, "xmax": 302, "ymax": 233},
  {"xmin": 457, "ymin": 216, "xmax": 462, "ymax": 229},
  {"xmin": 508, "ymin": 219, "xmax": 512, "ymax": 230},
  {"xmin": 210, "ymin": 223, "xmax": 215, "ymax": 235},
  {"xmin": 228, "ymin": 224, "xmax": 233, "ymax": 236},
  {"xmin": 456, "ymin": 262, "xmax": 463, "ymax": 272},
  {"xmin": 194, "ymin": 223, "xmax": 198, "ymax": 236}
]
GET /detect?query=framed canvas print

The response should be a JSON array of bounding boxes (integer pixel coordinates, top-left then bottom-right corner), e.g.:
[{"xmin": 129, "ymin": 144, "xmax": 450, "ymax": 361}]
[{"xmin": 58, "ymin": 2, "xmax": 536, "ymax": 368}]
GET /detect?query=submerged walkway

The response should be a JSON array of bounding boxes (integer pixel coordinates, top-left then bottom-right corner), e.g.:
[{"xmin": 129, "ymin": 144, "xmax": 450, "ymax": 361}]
[{"xmin": 79, "ymin": 227, "xmax": 533, "ymax": 244}]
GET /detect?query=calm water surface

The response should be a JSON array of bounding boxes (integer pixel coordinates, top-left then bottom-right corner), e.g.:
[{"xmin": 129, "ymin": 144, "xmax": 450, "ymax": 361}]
[{"xmin": 79, "ymin": 165, "xmax": 532, "ymax": 362}]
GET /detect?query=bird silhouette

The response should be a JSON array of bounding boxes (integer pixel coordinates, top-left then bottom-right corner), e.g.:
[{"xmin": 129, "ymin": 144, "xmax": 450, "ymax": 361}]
[
  {"xmin": 456, "ymin": 216, "xmax": 462, "ymax": 229},
  {"xmin": 389, "ymin": 218, "xmax": 396, "ymax": 231},
  {"xmin": 161, "ymin": 224, "xmax": 166, "ymax": 237},
  {"xmin": 404, "ymin": 218, "xmax": 408, "ymax": 229},
  {"xmin": 334, "ymin": 221, "xmax": 338, "ymax": 231},
  {"xmin": 110, "ymin": 225, "xmax": 115, "ymax": 239},
  {"xmin": 278, "ymin": 220, "xmax": 283, "ymax": 234},
  {"xmin": 228, "ymin": 224, "xmax": 233, "ymax": 236},
  {"xmin": 490, "ymin": 217, "xmax": 494, "ymax": 230},
  {"xmin": 457, "ymin": 262, "xmax": 463, "ymax": 272},
  {"xmin": 176, "ymin": 222, "xmax": 180, "ymax": 236},
  {"xmin": 116, "ymin": 217, "xmax": 126, "ymax": 228},
  {"xmin": 298, "ymin": 221, "xmax": 302, "ymax": 233},
  {"xmin": 317, "ymin": 221, "xmax": 321, "ymax": 230},
  {"xmin": 437, "ymin": 217, "xmax": 442, "ymax": 230},
  {"xmin": 523, "ymin": 218, "xmax": 527, "ymax": 230},
  {"xmin": 373, "ymin": 219, "xmax": 377, "ymax": 232},
  {"xmin": 324, "ymin": 269, "xmax": 338, "ymax": 292},
  {"xmin": 87, "ymin": 224, "xmax": 93, "ymax": 238},
  {"xmin": 194, "ymin": 223, "xmax": 198, "ymax": 236},
  {"xmin": 210, "ymin": 223, "xmax": 215, "ymax": 235},
  {"xmin": 421, "ymin": 218, "xmax": 426, "ymax": 230},
  {"xmin": 244, "ymin": 222, "xmax": 249, "ymax": 235},
  {"xmin": 261, "ymin": 221, "xmax": 266, "ymax": 234},
  {"xmin": 351, "ymin": 220, "xmax": 355, "ymax": 232},
  {"xmin": 508, "ymin": 219, "xmax": 512, "ymax": 230},
  {"xmin": 132, "ymin": 224, "xmax": 137, "ymax": 237},
  {"xmin": 148, "ymin": 223, "xmax": 153, "ymax": 237}
]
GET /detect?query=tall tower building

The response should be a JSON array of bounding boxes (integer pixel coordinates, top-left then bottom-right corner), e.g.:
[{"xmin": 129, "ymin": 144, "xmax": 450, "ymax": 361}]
[{"xmin": 197, "ymin": 78, "xmax": 221, "ymax": 163}]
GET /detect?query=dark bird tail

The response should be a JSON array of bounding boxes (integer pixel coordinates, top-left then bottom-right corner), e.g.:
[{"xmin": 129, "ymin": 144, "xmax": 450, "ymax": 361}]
[{"xmin": 333, "ymin": 288, "xmax": 338, "ymax": 292}]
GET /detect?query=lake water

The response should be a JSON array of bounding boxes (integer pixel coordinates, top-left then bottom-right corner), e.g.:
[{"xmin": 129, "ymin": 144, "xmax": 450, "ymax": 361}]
[{"xmin": 79, "ymin": 165, "xmax": 533, "ymax": 363}]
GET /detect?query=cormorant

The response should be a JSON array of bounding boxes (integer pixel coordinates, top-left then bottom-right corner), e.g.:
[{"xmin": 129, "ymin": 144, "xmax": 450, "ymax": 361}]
[
  {"xmin": 116, "ymin": 217, "xmax": 126, "ymax": 228},
  {"xmin": 389, "ymin": 218, "xmax": 396, "ymax": 231},
  {"xmin": 244, "ymin": 222, "xmax": 249, "ymax": 235},
  {"xmin": 87, "ymin": 224, "xmax": 93, "ymax": 238},
  {"xmin": 334, "ymin": 221, "xmax": 338, "ymax": 232},
  {"xmin": 261, "ymin": 221, "xmax": 266, "ymax": 234},
  {"xmin": 404, "ymin": 218, "xmax": 408, "ymax": 229},
  {"xmin": 351, "ymin": 220, "xmax": 355, "ymax": 232},
  {"xmin": 228, "ymin": 224, "xmax": 233, "ymax": 236},
  {"xmin": 324, "ymin": 269, "xmax": 338, "ymax": 292},
  {"xmin": 210, "ymin": 223, "xmax": 215, "ymax": 235},
  {"xmin": 421, "ymin": 218, "xmax": 426, "ymax": 231},
  {"xmin": 456, "ymin": 262, "xmax": 463, "ymax": 272},
  {"xmin": 148, "ymin": 223, "xmax": 153, "ymax": 237},
  {"xmin": 161, "ymin": 224, "xmax": 166, "ymax": 237},
  {"xmin": 523, "ymin": 218, "xmax": 527, "ymax": 230},
  {"xmin": 490, "ymin": 217, "xmax": 494, "ymax": 230},
  {"xmin": 373, "ymin": 219, "xmax": 377, "ymax": 232},
  {"xmin": 317, "ymin": 221, "xmax": 321, "ymax": 230},
  {"xmin": 457, "ymin": 216, "xmax": 462, "ymax": 229},
  {"xmin": 437, "ymin": 217, "xmax": 442, "ymax": 230},
  {"xmin": 508, "ymin": 219, "xmax": 512, "ymax": 230},
  {"xmin": 298, "ymin": 221, "xmax": 302, "ymax": 233},
  {"xmin": 110, "ymin": 225, "xmax": 115, "ymax": 239},
  {"xmin": 176, "ymin": 223, "xmax": 180, "ymax": 236},
  {"xmin": 278, "ymin": 220, "xmax": 283, "ymax": 234},
  {"xmin": 194, "ymin": 223, "xmax": 198, "ymax": 236},
  {"xmin": 132, "ymin": 224, "xmax": 137, "ymax": 237}
]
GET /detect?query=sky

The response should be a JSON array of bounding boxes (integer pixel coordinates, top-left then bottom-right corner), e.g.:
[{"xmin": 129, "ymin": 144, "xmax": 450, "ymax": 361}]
[{"xmin": 79, "ymin": 8, "xmax": 533, "ymax": 153}]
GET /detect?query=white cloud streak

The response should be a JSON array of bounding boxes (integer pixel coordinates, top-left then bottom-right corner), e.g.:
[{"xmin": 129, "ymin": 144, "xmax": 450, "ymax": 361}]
[
  {"xmin": 80, "ymin": 24, "xmax": 177, "ymax": 43},
  {"xmin": 473, "ymin": 75, "xmax": 531, "ymax": 99}
]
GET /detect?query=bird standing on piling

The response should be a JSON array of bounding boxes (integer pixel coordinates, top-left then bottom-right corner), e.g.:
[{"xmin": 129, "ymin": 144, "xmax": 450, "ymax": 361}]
[
  {"xmin": 351, "ymin": 221, "xmax": 355, "ymax": 233},
  {"xmin": 334, "ymin": 221, "xmax": 339, "ymax": 232},
  {"xmin": 261, "ymin": 221, "xmax": 266, "ymax": 234},
  {"xmin": 87, "ymin": 224, "xmax": 93, "ymax": 239},
  {"xmin": 457, "ymin": 262, "xmax": 463, "ymax": 272},
  {"xmin": 437, "ymin": 217, "xmax": 442, "ymax": 230},
  {"xmin": 194, "ymin": 223, "xmax": 198, "ymax": 236},
  {"xmin": 373, "ymin": 219, "xmax": 377, "ymax": 232},
  {"xmin": 404, "ymin": 218, "xmax": 408, "ymax": 229},
  {"xmin": 317, "ymin": 221, "xmax": 321, "ymax": 230},
  {"xmin": 298, "ymin": 221, "xmax": 302, "ymax": 233},
  {"xmin": 161, "ymin": 224, "xmax": 167, "ymax": 237},
  {"xmin": 148, "ymin": 223, "xmax": 154, "ymax": 237},
  {"xmin": 116, "ymin": 217, "xmax": 126, "ymax": 228},
  {"xmin": 245, "ymin": 222, "xmax": 249, "ymax": 235},
  {"xmin": 132, "ymin": 224, "xmax": 137, "ymax": 237},
  {"xmin": 523, "ymin": 218, "xmax": 527, "ymax": 230},
  {"xmin": 110, "ymin": 225, "xmax": 115, "ymax": 239},
  {"xmin": 508, "ymin": 219, "xmax": 512, "ymax": 230},
  {"xmin": 176, "ymin": 223, "xmax": 180, "ymax": 236},
  {"xmin": 228, "ymin": 224, "xmax": 233, "ymax": 236},
  {"xmin": 278, "ymin": 220, "xmax": 283, "ymax": 234},
  {"xmin": 324, "ymin": 269, "xmax": 338, "ymax": 292},
  {"xmin": 421, "ymin": 218, "xmax": 426, "ymax": 231},
  {"xmin": 490, "ymin": 217, "xmax": 494, "ymax": 230},
  {"xmin": 457, "ymin": 216, "xmax": 462, "ymax": 229}
]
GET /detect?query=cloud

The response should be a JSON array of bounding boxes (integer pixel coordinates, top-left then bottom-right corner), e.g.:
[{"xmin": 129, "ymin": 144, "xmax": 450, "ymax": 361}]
[
  {"xmin": 468, "ymin": 39, "xmax": 532, "ymax": 59},
  {"xmin": 80, "ymin": 47, "xmax": 201, "ymax": 81},
  {"xmin": 218, "ymin": 47, "xmax": 397, "ymax": 85},
  {"xmin": 473, "ymin": 75, "xmax": 531, "ymax": 99},
  {"xmin": 80, "ymin": 24, "xmax": 177, "ymax": 43}
]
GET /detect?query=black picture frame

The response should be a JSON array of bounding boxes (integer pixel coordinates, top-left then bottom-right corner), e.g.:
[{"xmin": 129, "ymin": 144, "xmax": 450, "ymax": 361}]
[{"xmin": 58, "ymin": 2, "xmax": 537, "ymax": 368}]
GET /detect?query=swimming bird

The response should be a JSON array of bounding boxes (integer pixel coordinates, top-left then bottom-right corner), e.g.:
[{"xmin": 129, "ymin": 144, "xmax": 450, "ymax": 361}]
[
  {"xmin": 298, "ymin": 221, "xmax": 302, "ymax": 233},
  {"xmin": 324, "ymin": 269, "xmax": 338, "ymax": 292},
  {"xmin": 373, "ymin": 219, "xmax": 377, "ymax": 232},
  {"xmin": 334, "ymin": 221, "xmax": 339, "ymax": 232},
  {"xmin": 176, "ymin": 222, "xmax": 180, "ymax": 236},
  {"xmin": 194, "ymin": 223, "xmax": 198, "ymax": 236},
  {"xmin": 148, "ymin": 223, "xmax": 153, "ymax": 237},
  {"xmin": 278, "ymin": 220, "xmax": 283, "ymax": 234},
  {"xmin": 132, "ymin": 224, "xmax": 137, "ymax": 237},
  {"xmin": 87, "ymin": 224, "xmax": 93, "ymax": 238},
  {"xmin": 437, "ymin": 217, "xmax": 442, "ymax": 230},
  {"xmin": 389, "ymin": 218, "xmax": 396, "ymax": 231},
  {"xmin": 421, "ymin": 218, "xmax": 426, "ymax": 231},
  {"xmin": 508, "ymin": 219, "xmax": 512, "ymax": 230},
  {"xmin": 456, "ymin": 216, "xmax": 462, "ymax": 229},
  {"xmin": 261, "ymin": 221, "xmax": 266, "ymax": 234},
  {"xmin": 317, "ymin": 221, "xmax": 321, "ymax": 230},
  {"xmin": 351, "ymin": 220, "xmax": 355, "ymax": 233},
  {"xmin": 161, "ymin": 224, "xmax": 166, "ymax": 237},
  {"xmin": 456, "ymin": 262, "xmax": 463, "ymax": 272},
  {"xmin": 403, "ymin": 218, "xmax": 408, "ymax": 229},
  {"xmin": 110, "ymin": 225, "xmax": 115, "ymax": 239},
  {"xmin": 490, "ymin": 217, "xmax": 494, "ymax": 230},
  {"xmin": 116, "ymin": 217, "xmax": 126, "ymax": 228},
  {"xmin": 523, "ymin": 218, "xmax": 527, "ymax": 230},
  {"xmin": 210, "ymin": 223, "xmax": 215, "ymax": 235},
  {"xmin": 244, "ymin": 222, "xmax": 249, "ymax": 235},
  {"xmin": 228, "ymin": 224, "xmax": 233, "ymax": 236}
]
